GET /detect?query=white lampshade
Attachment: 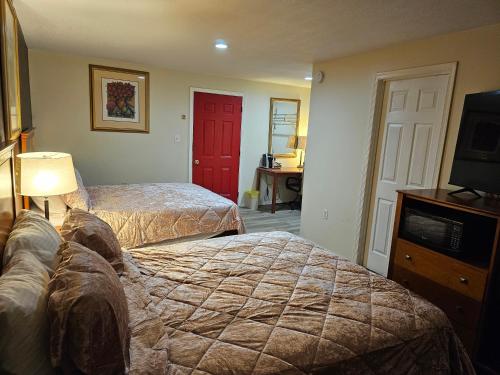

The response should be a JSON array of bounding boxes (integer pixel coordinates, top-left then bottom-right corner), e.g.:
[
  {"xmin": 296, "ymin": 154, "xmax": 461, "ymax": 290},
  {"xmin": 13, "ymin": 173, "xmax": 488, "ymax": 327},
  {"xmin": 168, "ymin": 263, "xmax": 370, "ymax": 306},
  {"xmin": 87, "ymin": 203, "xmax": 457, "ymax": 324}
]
[
  {"xmin": 17, "ymin": 152, "xmax": 78, "ymax": 197},
  {"xmin": 287, "ymin": 135, "xmax": 297, "ymax": 149},
  {"xmin": 297, "ymin": 136, "xmax": 307, "ymax": 150}
]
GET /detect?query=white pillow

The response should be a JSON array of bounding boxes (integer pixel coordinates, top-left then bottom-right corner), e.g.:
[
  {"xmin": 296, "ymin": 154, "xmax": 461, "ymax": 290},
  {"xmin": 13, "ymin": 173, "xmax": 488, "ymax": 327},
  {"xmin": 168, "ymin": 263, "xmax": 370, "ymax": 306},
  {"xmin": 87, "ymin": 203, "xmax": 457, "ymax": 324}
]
[
  {"xmin": 62, "ymin": 169, "xmax": 91, "ymax": 211},
  {"xmin": 31, "ymin": 196, "xmax": 68, "ymax": 214},
  {"xmin": 0, "ymin": 249, "xmax": 54, "ymax": 374},
  {"xmin": 3, "ymin": 210, "xmax": 62, "ymax": 276}
]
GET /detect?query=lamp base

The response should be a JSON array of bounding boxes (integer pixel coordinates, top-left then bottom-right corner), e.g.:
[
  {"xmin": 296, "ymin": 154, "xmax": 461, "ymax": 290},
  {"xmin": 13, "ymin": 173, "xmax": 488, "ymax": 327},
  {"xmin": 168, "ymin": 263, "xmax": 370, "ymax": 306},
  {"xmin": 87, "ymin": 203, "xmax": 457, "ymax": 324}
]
[
  {"xmin": 44, "ymin": 197, "xmax": 50, "ymax": 221},
  {"xmin": 297, "ymin": 150, "xmax": 304, "ymax": 169}
]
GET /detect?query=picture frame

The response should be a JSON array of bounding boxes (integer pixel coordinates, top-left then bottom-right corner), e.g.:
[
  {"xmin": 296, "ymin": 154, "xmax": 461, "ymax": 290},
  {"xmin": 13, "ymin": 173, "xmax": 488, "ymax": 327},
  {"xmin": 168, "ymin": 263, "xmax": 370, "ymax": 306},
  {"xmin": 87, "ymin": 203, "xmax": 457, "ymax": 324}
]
[
  {"xmin": 89, "ymin": 65, "xmax": 149, "ymax": 133},
  {"xmin": 0, "ymin": 0, "xmax": 22, "ymax": 141},
  {"xmin": 0, "ymin": 74, "xmax": 5, "ymax": 146}
]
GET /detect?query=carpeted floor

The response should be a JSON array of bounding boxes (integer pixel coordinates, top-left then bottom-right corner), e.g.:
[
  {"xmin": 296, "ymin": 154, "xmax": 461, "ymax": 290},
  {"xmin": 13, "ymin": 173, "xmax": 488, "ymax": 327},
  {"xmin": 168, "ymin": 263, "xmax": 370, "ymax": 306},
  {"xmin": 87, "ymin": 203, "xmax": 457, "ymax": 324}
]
[{"xmin": 239, "ymin": 207, "xmax": 301, "ymax": 235}]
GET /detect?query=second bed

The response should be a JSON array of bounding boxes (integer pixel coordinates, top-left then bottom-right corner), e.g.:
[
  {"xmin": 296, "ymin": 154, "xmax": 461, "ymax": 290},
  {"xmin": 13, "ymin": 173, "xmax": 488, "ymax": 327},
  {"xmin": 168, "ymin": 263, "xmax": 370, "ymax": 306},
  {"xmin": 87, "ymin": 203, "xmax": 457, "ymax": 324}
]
[
  {"xmin": 87, "ymin": 182, "xmax": 245, "ymax": 248},
  {"xmin": 34, "ymin": 170, "xmax": 245, "ymax": 248}
]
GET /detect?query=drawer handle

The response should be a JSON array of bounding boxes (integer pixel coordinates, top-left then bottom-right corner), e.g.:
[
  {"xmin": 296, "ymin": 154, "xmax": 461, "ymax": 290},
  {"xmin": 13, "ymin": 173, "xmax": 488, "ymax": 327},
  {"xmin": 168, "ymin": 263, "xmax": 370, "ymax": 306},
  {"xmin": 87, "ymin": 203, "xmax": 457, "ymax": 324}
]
[
  {"xmin": 456, "ymin": 305, "xmax": 464, "ymax": 314},
  {"xmin": 404, "ymin": 254, "xmax": 412, "ymax": 261},
  {"xmin": 459, "ymin": 276, "xmax": 468, "ymax": 284}
]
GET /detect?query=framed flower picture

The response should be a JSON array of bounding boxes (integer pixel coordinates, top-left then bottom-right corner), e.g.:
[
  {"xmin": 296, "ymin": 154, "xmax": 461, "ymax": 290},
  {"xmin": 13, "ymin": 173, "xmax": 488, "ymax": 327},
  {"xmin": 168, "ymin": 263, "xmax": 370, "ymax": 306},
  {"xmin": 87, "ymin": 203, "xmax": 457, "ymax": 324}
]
[
  {"xmin": 1, "ymin": 0, "xmax": 22, "ymax": 141},
  {"xmin": 89, "ymin": 65, "xmax": 149, "ymax": 133}
]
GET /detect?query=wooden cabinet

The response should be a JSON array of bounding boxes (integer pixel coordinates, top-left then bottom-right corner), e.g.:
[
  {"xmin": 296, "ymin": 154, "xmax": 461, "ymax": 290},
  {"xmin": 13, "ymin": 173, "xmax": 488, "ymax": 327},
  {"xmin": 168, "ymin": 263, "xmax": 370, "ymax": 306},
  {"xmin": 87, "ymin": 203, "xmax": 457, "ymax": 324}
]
[
  {"xmin": 392, "ymin": 265, "xmax": 480, "ymax": 352},
  {"xmin": 388, "ymin": 189, "xmax": 500, "ymax": 374},
  {"xmin": 394, "ymin": 239, "xmax": 488, "ymax": 300}
]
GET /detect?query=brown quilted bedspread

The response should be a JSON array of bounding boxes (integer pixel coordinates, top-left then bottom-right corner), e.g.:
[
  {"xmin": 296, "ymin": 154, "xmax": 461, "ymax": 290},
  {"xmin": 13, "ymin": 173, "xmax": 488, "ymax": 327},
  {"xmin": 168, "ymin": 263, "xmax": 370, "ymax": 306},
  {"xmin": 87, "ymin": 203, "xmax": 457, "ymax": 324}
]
[
  {"xmin": 123, "ymin": 231, "xmax": 474, "ymax": 375},
  {"xmin": 87, "ymin": 183, "xmax": 244, "ymax": 248}
]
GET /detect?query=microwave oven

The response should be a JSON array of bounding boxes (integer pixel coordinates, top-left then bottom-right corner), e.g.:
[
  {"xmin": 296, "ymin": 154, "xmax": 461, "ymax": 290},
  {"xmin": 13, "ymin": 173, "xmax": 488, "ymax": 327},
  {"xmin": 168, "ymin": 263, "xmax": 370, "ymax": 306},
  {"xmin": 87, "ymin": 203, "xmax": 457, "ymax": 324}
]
[
  {"xmin": 400, "ymin": 208, "xmax": 465, "ymax": 255},
  {"xmin": 400, "ymin": 202, "xmax": 495, "ymax": 264}
]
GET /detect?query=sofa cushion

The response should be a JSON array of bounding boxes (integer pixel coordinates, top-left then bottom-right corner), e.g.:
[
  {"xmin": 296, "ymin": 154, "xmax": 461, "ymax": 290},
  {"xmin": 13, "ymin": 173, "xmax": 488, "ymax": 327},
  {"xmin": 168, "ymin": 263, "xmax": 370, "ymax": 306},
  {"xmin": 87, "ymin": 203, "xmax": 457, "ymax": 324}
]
[
  {"xmin": 60, "ymin": 208, "xmax": 123, "ymax": 274},
  {"xmin": 0, "ymin": 249, "xmax": 53, "ymax": 374},
  {"xmin": 48, "ymin": 241, "xmax": 130, "ymax": 374},
  {"xmin": 3, "ymin": 210, "xmax": 61, "ymax": 276},
  {"xmin": 62, "ymin": 169, "xmax": 90, "ymax": 211}
]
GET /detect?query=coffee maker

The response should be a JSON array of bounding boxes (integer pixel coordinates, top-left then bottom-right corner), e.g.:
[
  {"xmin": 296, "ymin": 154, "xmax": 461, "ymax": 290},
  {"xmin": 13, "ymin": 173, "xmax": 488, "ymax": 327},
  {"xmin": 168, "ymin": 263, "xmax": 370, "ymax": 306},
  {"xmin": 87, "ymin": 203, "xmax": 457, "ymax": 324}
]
[{"xmin": 260, "ymin": 153, "xmax": 274, "ymax": 168}]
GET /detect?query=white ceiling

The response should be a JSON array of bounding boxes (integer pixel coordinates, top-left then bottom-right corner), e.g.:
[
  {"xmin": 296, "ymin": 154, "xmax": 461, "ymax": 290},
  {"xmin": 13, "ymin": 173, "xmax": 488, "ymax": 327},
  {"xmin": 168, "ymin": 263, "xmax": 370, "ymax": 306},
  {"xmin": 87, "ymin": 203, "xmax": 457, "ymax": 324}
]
[{"xmin": 14, "ymin": 0, "xmax": 500, "ymax": 87}]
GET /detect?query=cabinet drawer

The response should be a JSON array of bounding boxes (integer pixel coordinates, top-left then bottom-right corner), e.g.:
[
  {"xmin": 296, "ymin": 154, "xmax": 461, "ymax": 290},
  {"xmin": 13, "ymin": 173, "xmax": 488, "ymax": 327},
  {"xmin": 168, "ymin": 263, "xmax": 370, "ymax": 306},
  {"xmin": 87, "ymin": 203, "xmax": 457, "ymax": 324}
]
[
  {"xmin": 392, "ymin": 266, "xmax": 482, "ymax": 330},
  {"xmin": 394, "ymin": 239, "xmax": 488, "ymax": 301}
]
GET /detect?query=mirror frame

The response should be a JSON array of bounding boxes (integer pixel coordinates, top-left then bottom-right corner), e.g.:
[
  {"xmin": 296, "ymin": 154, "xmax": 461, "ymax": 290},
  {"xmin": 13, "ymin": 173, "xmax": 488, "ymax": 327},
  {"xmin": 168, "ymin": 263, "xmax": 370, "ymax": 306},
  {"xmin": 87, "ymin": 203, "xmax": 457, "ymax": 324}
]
[{"xmin": 268, "ymin": 98, "xmax": 301, "ymax": 158}]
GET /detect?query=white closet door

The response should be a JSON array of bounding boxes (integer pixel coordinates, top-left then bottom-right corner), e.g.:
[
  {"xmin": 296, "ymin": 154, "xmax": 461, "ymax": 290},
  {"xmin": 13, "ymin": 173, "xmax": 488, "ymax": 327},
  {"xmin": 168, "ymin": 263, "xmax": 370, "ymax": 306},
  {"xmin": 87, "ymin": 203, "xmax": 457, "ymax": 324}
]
[{"xmin": 366, "ymin": 74, "xmax": 450, "ymax": 276}]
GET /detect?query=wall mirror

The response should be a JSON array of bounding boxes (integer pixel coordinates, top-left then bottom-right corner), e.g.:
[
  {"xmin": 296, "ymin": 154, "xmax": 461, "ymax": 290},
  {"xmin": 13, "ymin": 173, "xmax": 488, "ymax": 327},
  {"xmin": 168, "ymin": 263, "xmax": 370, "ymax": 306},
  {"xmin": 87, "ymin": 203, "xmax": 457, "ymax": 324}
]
[{"xmin": 268, "ymin": 98, "xmax": 300, "ymax": 157}]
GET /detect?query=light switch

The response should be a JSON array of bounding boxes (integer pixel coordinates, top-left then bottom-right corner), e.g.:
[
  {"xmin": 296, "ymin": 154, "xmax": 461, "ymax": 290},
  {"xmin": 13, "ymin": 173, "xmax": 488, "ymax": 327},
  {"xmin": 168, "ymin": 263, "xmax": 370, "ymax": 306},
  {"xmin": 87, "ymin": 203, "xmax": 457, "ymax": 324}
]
[{"xmin": 174, "ymin": 134, "xmax": 181, "ymax": 143}]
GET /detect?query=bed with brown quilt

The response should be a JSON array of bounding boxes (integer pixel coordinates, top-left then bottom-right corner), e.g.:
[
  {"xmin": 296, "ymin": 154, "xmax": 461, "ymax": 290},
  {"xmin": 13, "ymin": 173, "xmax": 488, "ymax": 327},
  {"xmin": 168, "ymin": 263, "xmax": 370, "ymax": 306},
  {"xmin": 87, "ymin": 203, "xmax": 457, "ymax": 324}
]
[
  {"xmin": 50, "ymin": 169, "xmax": 245, "ymax": 248},
  {"xmin": 86, "ymin": 182, "xmax": 245, "ymax": 248},
  {"xmin": 123, "ymin": 231, "xmax": 474, "ymax": 374}
]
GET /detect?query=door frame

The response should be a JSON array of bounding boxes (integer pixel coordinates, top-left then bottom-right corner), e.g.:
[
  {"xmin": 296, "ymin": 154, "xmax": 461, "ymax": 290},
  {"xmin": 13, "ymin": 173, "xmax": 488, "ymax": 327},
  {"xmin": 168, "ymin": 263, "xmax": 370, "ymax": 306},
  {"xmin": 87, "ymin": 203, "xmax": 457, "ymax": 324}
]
[
  {"xmin": 188, "ymin": 87, "xmax": 245, "ymax": 200},
  {"xmin": 355, "ymin": 62, "xmax": 457, "ymax": 265}
]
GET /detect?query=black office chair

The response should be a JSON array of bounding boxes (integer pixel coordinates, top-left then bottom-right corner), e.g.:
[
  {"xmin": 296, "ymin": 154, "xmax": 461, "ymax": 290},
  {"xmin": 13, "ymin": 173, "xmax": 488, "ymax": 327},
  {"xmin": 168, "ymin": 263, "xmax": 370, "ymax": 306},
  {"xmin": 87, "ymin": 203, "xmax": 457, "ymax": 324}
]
[{"xmin": 286, "ymin": 176, "xmax": 302, "ymax": 210}]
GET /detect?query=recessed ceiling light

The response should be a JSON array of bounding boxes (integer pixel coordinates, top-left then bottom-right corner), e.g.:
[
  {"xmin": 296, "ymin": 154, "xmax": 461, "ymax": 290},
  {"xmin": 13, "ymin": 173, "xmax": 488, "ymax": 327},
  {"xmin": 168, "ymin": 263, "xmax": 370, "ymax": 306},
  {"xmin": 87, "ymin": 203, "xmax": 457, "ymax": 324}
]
[
  {"xmin": 214, "ymin": 39, "xmax": 228, "ymax": 49},
  {"xmin": 304, "ymin": 75, "xmax": 313, "ymax": 81}
]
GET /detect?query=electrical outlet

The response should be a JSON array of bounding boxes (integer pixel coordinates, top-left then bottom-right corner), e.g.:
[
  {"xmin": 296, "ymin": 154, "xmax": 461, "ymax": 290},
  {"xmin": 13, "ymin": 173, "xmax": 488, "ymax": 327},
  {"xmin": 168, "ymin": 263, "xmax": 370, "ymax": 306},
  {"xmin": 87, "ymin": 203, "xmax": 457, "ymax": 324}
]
[
  {"xmin": 174, "ymin": 134, "xmax": 181, "ymax": 143},
  {"xmin": 322, "ymin": 209, "xmax": 328, "ymax": 220}
]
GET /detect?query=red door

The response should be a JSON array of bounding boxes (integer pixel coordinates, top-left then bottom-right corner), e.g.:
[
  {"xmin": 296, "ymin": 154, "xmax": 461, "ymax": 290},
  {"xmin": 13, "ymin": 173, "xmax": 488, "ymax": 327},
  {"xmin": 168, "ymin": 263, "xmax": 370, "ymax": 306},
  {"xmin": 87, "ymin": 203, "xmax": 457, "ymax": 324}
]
[{"xmin": 192, "ymin": 92, "xmax": 242, "ymax": 203}]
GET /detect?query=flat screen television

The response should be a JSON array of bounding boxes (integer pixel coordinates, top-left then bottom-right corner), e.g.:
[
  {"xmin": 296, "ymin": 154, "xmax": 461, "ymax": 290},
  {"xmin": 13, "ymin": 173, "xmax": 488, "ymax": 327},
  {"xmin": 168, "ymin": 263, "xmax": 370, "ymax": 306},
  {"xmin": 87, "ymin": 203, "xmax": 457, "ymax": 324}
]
[{"xmin": 449, "ymin": 89, "xmax": 500, "ymax": 194}]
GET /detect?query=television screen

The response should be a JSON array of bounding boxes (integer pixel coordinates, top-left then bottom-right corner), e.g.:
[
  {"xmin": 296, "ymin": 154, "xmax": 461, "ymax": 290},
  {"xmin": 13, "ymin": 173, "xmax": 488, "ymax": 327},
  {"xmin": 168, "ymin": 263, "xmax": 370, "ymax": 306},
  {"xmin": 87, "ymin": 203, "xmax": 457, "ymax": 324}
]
[
  {"xmin": 471, "ymin": 119, "xmax": 500, "ymax": 153},
  {"xmin": 449, "ymin": 90, "xmax": 500, "ymax": 194}
]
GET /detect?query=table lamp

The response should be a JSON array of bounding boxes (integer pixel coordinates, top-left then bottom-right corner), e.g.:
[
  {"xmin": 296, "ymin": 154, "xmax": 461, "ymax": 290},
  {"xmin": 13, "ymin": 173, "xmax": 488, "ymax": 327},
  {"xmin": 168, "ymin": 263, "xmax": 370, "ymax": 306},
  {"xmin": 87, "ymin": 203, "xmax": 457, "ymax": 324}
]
[
  {"xmin": 287, "ymin": 135, "xmax": 297, "ymax": 150},
  {"xmin": 296, "ymin": 135, "xmax": 307, "ymax": 168},
  {"xmin": 17, "ymin": 152, "xmax": 77, "ymax": 220}
]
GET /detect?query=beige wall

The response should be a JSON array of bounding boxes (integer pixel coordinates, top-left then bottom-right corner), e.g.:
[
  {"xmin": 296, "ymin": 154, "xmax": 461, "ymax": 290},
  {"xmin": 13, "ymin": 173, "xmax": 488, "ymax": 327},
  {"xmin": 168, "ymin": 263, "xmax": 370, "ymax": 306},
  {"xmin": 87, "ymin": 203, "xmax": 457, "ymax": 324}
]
[
  {"xmin": 28, "ymin": 49, "xmax": 310, "ymax": 205},
  {"xmin": 301, "ymin": 23, "xmax": 500, "ymax": 261}
]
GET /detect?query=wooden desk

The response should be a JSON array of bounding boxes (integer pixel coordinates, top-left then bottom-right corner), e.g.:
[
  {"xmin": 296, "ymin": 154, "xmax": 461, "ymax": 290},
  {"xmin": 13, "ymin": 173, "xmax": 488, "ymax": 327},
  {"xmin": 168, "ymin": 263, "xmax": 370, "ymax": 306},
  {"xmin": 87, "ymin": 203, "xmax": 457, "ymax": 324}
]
[{"xmin": 256, "ymin": 167, "xmax": 303, "ymax": 213}]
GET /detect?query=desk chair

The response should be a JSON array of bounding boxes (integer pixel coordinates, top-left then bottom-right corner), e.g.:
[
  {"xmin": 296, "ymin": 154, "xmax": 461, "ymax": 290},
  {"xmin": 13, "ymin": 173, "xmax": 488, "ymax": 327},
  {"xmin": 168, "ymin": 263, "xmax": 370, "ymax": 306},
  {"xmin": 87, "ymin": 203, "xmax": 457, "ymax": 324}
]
[{"xmin": 286, "ymin": 176, "xmax": 302, "ymax": 210}]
